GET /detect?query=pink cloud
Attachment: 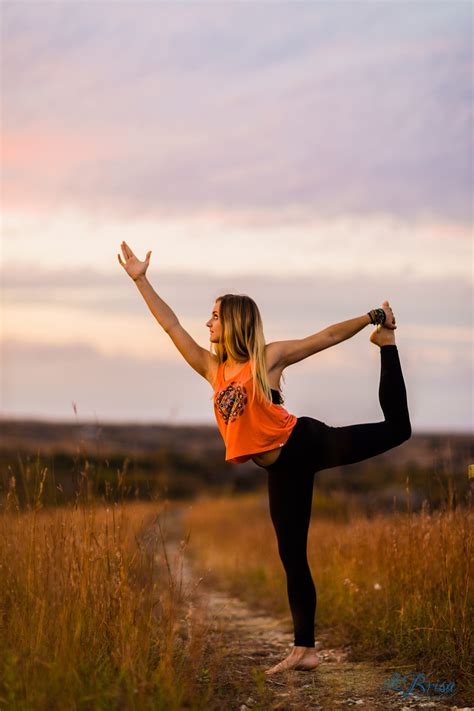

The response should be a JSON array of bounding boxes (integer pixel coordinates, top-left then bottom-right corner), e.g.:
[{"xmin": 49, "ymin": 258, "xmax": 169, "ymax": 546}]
[{"xmin": 3, "ymin": 128, "xmax": 113, "ymax": 172}]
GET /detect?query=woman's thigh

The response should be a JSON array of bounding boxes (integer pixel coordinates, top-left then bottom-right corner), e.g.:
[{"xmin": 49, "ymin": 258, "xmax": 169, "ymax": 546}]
[
  {"xmin": 266, "ymin": 419, "xmax": 318, "ymax": 542},
  {"xmin": 267, "ymin": 464, "xmax": 315, "ymax": 550},
  {"xmin": 267, "ymin": 415, "xmax": 407, "ymax": 479},
  {"xmin": 290, "ymin": 415, "xmax": 406, "ymax": 472}
]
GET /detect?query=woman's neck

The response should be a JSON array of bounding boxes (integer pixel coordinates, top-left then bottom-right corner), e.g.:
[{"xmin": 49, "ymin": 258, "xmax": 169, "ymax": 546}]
[{"xmin": 225, "ymin": 355, "xmax": 247, "ymax": 366}]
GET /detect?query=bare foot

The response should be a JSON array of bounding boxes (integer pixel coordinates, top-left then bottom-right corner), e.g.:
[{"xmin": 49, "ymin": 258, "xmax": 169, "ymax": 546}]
[
  {"xmin": 264, "ymin": 646, "xmax": 321, "ymax": 675},
  {"xmin": 370, "ymin": 325, "xmax": 396, "ymax": 347}
]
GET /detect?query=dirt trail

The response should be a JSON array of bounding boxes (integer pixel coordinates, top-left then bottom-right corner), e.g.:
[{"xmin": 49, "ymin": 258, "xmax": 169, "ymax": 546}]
[{"xmin": 145, "ymin": 506, "xmax": 469, "ymax": 711}]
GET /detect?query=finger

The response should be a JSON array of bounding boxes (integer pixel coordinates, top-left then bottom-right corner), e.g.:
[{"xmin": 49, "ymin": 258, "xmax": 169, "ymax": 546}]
[
  {"xmin": 121, "ymin": 242, "xmax": 129, "ymax": 260},
  {"xmin": 146, "ymin": 250, "xmax": 152, "ymax": 262},
  {"xmin": 117, "ymin": 253, "xmax": 124, "ymax": 266},
  {"xmin": 123, "ymin": 241, "xmax": 135, "ymax": 259}
]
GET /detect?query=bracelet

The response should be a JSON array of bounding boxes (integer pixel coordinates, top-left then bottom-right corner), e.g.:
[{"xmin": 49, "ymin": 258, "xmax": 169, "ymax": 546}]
[{"xmin": 367, "ymin": 308, "xmax": 386, "ymax": 325}]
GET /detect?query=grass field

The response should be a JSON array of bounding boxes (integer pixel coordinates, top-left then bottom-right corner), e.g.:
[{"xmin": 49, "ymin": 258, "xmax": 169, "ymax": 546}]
[
  {"xmin": 0, "ymin": 453, "xmax": 472, "ymax": 707},
  {"xmin": 0, "ymin": 495, "xmax": 222, "ymax": 710},
  {"xmin": 182, "ymin": 491, "xmax": 474, "ymax": 698}
]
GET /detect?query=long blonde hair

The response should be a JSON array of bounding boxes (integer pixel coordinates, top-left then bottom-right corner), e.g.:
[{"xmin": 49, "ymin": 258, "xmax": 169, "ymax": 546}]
[{"xmin": 210, "ymin": 293, "xmax": 285, "ymax": 406}]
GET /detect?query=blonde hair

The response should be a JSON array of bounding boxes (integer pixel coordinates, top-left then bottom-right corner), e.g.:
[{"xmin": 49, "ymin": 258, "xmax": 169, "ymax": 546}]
[{"xmin": 210, "ymin": 293, "xmax": 285, "ymax": 406}]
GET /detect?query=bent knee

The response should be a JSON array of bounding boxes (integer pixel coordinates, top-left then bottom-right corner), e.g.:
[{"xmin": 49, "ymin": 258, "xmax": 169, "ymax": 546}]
[{"xmin": 393, "ymin": 418, "xmax": 412, "ymax": 445}]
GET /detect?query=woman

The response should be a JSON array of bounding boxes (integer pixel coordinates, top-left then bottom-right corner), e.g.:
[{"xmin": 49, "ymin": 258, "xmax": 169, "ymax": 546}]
[{"xmin": 118, "ymin": 241, "xmax": 412, "ymax": 675}]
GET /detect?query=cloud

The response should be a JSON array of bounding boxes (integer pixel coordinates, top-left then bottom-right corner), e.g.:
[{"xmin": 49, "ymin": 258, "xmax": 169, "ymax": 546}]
[
  {"xmin": 1, "ymin": 328, "xmax": 471, "ymax": 432},
  {"xmin": 2, "ymin": 264, "xmax": 471, "ymax": 329},
  {"xmin": 2, "ymin": 208, "xmax": 471, "ymax": 280},
  {"xmin": 2, "ymin": 1, "xmax": 471, "ymax": 221},
  {"xmin": 1, "ymin": 265, "xmax": 472, "ymax": 431},
  {"xmin": 1, "ymin": 2, "xmax": 471, "ymax": 432}
]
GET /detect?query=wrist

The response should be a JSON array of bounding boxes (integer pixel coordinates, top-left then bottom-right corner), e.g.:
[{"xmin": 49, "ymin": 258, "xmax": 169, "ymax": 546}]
[
  {"xmin": 134, "ymin": 274, "xmax": 147, "ymax": 285},
  {"xmin": 367, "ymin": 308, "xmax": 386, "ymax": 326}
]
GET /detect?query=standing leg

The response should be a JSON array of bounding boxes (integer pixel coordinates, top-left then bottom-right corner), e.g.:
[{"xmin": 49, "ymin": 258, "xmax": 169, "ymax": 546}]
[
  {"xmin": 264, "ymin": 452, "xmax": 322, "ymax": 674},
  {"xmin": 267, "ymin": 462, "xmax": 317, "ymax": 648}
]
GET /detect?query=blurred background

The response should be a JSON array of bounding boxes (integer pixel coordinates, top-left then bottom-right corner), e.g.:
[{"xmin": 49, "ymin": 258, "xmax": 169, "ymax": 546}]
[{"xmin": 1, "ymin": 0, "xmax": 472, "ymax": 506}]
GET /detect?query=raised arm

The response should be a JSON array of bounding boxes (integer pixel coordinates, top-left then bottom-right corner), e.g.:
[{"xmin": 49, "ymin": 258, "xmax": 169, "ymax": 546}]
[
  {"xmin": 118, "ymin": 241, "xmax": 215, "ymax": 382},
  {"xmin": 268, "ymin": 307, "xmax": 395, "ymax": 369}
]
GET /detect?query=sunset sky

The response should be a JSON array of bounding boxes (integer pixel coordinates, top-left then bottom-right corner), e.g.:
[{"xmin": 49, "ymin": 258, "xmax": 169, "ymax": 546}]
[{"xmin": 1, "ymin": 1, "xmax": 472, "ymax": 433}]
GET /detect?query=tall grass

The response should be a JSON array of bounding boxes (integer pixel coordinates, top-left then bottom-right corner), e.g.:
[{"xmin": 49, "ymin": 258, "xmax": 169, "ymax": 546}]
[
  {"xmin": 1, "ymin": 437, "xmax": 472, "ymax": 705},
  {"xmin": 182, "ymin": 491, "xmax": 473, "ymax": 698},
  {"xmin": 0, "ymin": 474, "xmax": 220, "ymax": 710}
]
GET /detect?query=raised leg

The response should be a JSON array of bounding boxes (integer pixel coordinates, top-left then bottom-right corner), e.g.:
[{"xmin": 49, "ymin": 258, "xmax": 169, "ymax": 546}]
[{"xmin": 312, "ymin": 344, "xmax": 412, "ymax": 471}]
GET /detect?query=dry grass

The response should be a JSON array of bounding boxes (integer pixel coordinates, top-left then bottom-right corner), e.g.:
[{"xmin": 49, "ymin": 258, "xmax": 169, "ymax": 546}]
[
  {"xmin": 182, "ymin": 492, "xmax": 474, "ymax": 696},
  {"xmin": 0, "ymin": 493, "xmax": 220, "ymax": 710},
  {"xmin": 1, "ymin": 446, "xmax": 472, "ymax": 706}
]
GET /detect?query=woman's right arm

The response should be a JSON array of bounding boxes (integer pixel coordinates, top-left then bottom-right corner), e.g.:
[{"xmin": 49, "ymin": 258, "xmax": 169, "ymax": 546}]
[
  {"xmin": 118, "ymin": 242, "xmax": 216, "ymax": 383},
  {"xmin": 134, "ymin": 275, "xmax": 215, "ymax": 381},
  {"xmin": 133, "ymin": 274, "xmax": 180, "ymax": 332}
]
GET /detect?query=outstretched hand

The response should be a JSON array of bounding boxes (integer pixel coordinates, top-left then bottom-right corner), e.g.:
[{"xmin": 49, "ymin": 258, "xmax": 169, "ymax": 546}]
[
  {"xmin": 117, "ymin": 241, "xmax": 152, "ymax": 281},
  {"xmin": 381, "ymin": 300, "xmax": 397, "ymax": 329}
]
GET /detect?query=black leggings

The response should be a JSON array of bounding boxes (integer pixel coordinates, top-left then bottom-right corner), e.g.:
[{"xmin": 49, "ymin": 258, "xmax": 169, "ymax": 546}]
[{"xmin": 264, "ymin": 345, "xmax": 412, "ymax": 647}]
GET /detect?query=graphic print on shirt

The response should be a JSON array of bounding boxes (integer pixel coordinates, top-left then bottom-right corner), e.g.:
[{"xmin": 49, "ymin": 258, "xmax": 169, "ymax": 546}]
[{"xmin": 215, "ymin": 382, "xmax": 248, "ymax": 424}]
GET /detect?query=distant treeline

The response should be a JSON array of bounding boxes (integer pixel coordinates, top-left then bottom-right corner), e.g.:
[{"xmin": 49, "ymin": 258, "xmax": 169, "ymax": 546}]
[{"xmin": 0, "ymin": 418, "xmax": 472, "ymax": 512}]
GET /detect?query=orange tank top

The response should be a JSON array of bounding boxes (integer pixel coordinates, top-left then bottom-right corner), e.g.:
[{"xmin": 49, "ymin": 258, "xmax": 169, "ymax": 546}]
[{"xmin": 213, "ymin": 359, "xmax": 298, "ymax": 464}]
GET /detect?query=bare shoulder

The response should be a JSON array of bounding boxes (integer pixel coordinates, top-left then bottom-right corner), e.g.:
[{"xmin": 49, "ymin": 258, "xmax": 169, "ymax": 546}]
[{"xmin": 265, "ymin": 342, "xmax": 285, "ymax": 372}]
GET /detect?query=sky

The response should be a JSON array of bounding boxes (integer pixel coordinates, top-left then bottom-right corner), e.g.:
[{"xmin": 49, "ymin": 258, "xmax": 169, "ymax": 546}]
[{"xmin": 1, "ymin": 0, "xmax": 472, "ymax": 433}]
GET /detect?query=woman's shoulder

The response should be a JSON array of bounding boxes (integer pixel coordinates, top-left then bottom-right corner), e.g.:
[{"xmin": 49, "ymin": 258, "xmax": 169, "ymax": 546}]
[{"xmin": 264, "ymin": 342, "xmax": 285, "ymax": 373}]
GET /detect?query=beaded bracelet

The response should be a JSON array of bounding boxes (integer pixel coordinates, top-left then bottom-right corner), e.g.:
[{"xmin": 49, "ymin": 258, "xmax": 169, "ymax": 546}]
[{"xmin": 367, "ymin": 308, "xmax": 386, "ymax": 325}]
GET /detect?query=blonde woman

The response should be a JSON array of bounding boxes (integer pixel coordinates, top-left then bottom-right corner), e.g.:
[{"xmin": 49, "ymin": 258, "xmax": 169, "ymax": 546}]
[{"xmin": 118, "ymin": 241, "xmax": 411, "ymax": 675}]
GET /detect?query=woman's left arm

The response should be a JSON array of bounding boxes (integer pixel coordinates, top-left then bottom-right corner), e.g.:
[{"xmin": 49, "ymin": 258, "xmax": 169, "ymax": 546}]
[
  {"xmin": 330, "ymin": 313, "xmax": 372, "ymax": 344},
  {"xmin": 267, "ymin": 308, "xmax": 395, "ymax": 369},
  {"xmin": 267, "ymin": 314, "xmax": 371, "ymax": 369}
]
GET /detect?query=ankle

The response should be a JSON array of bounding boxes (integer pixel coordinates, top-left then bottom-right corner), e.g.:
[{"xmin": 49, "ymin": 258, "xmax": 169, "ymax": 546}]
[{"xmin": 293, "ymin": 644, "xmax": 315, "ymax": 652}]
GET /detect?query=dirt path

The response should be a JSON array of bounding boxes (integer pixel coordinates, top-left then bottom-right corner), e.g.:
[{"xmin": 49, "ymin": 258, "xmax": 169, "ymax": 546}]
[{"xmin": 146, "ymin": 506, "xmax": 468, "ymax": 711}]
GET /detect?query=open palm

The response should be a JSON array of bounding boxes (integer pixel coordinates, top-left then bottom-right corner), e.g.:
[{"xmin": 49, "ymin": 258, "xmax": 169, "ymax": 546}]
[{"xmin": 117, "ymin": 241, "xmax": 151, "ymax": 281}]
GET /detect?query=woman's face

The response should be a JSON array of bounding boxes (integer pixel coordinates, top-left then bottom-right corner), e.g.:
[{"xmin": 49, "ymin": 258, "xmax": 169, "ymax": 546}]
[{"xmin": 206, "ymin": 301, "xmax": 222, "ymax": 344}]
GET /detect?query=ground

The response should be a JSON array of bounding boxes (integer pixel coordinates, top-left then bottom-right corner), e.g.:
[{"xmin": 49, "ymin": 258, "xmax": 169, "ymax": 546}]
[{"xmin": 143, "ymin": 507, "xmax": 470, "ymax": 711}]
